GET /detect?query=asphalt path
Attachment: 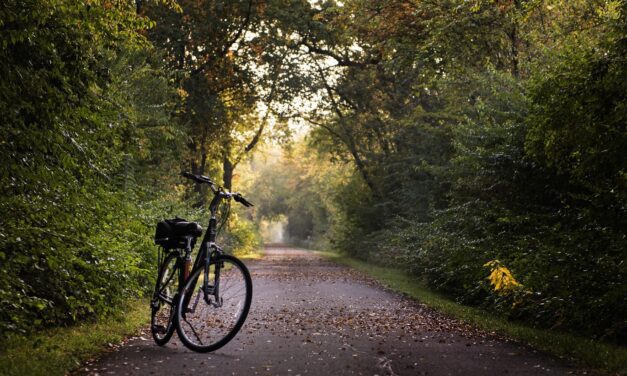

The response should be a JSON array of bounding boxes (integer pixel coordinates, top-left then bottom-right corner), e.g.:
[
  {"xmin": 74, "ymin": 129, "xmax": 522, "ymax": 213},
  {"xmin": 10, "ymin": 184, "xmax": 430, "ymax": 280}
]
[{"xmin": 78, "ymin": 246, "xmax": 588, "ymax": 375}]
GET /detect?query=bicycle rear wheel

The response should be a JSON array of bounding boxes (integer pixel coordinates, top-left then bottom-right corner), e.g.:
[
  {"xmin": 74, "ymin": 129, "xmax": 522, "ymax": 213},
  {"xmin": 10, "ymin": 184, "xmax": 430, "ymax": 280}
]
[
  {"xmin": 151, "ymin": 252, "xmax": 179, "ymax": 346},
  {"xmin": 175, "ymin": 254, "xmax": 252, "ymax": 352}
]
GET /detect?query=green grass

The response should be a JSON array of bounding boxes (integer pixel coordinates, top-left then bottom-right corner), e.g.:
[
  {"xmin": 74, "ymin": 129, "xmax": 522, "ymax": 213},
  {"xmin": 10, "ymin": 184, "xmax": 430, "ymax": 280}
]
[
  {"xmin": 0, "ymin": 248, "xmax": 262, "ymax": 376},
  {"xmin": 0, "ymin": 299, "xmax": 150, "ymax": 376},
  {"xmin": 317, "ymin": 251, "xmax": 627, "ymax": 375},
  {"xmin": 237, "ymin": 247, "xmax": 265, "ymax": 260}
]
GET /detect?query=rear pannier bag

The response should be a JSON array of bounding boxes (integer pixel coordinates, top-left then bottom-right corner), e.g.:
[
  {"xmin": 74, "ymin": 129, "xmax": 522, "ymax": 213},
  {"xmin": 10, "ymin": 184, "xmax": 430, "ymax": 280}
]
[{"xmin": 155, "ymin": 217, "xmax": 203, "ymax": 249}]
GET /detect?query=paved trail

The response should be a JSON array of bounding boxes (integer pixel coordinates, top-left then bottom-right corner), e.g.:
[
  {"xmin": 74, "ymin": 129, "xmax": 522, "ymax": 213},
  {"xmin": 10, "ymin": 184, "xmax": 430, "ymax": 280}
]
[{"xmin": 79, "ymin": 246, "xmax": 587, "ymax": 375}]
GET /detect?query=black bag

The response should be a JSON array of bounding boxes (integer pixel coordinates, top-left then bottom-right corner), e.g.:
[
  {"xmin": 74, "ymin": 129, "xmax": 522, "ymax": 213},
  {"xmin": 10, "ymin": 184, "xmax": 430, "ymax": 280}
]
[{"xmin": 154, "ymin": 217, "xmax": 203, "ymax": 249}]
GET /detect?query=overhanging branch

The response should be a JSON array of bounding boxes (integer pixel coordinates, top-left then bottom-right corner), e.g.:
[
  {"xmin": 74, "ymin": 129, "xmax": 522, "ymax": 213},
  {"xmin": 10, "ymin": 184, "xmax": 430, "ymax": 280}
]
[
  {"xmin": 191, "ymin": 0, "xmax": 254, "ymax": 76},
  {"xmin": 298, "ymin": 39, "xmax": 380, "ymax": 68}
]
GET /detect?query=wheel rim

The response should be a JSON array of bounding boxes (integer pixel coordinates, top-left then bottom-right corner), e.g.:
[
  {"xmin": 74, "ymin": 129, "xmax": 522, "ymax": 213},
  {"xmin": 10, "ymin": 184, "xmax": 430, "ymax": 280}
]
[
  {"xmin": 177, "ymin": 258, "xmax": 250, "ymax": 349},
  {"xmin": 152, "ymin": 256, "xmax": 178, "ymax": 340}
]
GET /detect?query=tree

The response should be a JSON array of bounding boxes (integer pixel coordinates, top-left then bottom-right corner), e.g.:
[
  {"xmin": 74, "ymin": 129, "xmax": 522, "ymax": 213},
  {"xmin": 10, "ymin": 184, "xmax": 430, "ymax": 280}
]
[
  {"xmin": 144, "ymin": 0, "xmax": 312, "ymax": 199},
  {"xmin": 270, "ymin": 0, "xmax": 626, "ymax": 340}
]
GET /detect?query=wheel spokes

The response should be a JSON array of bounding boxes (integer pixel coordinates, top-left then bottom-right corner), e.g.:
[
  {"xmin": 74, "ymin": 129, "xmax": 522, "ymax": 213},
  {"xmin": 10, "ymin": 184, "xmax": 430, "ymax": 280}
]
[{"xmin": 176, "ymin": 257, "xmax": 250, "ymax": 350}]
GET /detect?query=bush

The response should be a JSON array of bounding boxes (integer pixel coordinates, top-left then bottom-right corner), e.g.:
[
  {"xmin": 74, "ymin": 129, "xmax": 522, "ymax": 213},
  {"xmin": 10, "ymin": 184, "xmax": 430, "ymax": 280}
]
[
  {"xmin": 0, "ymin": 0, "xmax": 180, "ymax": 337},
  {"xmin": 220, "ymin": 213, "xmax": 262, "ymax": 256}
]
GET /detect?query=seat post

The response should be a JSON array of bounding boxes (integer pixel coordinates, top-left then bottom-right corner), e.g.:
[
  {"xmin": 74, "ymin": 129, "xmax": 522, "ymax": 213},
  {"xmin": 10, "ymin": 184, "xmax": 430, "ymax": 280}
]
[{"xmin": 183, "ymin": 236, "xmax": 193, "ymax": 281}]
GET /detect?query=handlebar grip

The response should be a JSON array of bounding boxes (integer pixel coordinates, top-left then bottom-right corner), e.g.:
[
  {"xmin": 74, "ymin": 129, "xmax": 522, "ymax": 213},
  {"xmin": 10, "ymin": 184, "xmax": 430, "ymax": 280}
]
[{"xmin": 233, "ymin": 194, "xmax": 254, "ymax": 207}]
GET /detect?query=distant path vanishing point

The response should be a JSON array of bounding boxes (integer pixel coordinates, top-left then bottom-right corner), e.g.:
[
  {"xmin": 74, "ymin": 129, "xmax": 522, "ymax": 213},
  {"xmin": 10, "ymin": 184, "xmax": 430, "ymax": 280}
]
[{"xmin": 77, "ymin": 245, "xmax": 589, "ymax": 375}]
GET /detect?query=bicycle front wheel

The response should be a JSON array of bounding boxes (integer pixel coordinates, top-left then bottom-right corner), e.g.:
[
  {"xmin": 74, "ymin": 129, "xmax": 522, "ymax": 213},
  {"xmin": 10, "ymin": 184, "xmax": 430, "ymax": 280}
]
[{"xmin": 175, "ymin": 254, "xmax": 252, "ymax": 352}]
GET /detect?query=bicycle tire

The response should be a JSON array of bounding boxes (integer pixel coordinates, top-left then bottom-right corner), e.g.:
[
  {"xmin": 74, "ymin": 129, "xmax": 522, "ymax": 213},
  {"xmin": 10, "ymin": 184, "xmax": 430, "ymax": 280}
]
[
  {"xmin": 150, "ymin": 252, "xmax": 179, "ymax": 346},
  {"xmin": 174, "ymin": 254, "xmax": 252, "ymax": 353}
]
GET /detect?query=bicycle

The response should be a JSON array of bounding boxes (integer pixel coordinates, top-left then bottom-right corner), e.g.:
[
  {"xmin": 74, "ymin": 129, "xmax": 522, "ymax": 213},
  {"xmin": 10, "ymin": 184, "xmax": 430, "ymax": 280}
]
[{"xmin": 150, "ymin": 172, "xmax": 253, "ymax": 352}]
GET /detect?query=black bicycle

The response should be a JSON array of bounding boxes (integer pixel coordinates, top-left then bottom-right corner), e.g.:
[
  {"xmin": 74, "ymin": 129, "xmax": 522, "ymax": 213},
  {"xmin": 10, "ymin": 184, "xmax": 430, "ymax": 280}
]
[{"xmin": 150, "ymin": 172, "xmax": 253, "ymax": 352}]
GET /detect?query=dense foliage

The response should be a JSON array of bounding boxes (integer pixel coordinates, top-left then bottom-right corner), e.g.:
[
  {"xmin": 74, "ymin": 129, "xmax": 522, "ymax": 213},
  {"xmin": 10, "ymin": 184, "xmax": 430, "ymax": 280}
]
[
  {"xmin": 269, "ymin": 0, "xmax": 626, "ymax": 342},
  {"xmin": 1, "ymin": 0, "xmax": 624, "ymax": 346},
  {"xmin": 0, "ymin": 0, "xmax": 259, "ymax": 338}
]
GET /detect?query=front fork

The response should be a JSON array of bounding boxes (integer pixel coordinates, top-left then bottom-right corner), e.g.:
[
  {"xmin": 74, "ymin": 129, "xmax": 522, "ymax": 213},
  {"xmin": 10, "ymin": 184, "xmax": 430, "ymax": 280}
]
[
  {"xmin": 202, "ymin": 242, "xmax": 223, "ymax": 308},
  {"xmin": 183, "ymin": 242, "xmax": 224, "ymax": 314}
]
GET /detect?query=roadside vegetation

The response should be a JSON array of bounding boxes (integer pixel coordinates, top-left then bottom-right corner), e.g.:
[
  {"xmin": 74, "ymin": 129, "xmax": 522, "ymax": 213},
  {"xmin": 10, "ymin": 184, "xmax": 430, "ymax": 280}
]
[
  {"xmin": 1, "ymin": 0, "xmax": 624, "ymax": 372},
  {"xmin": 252, "ymin": 0, "xmax": 626, "ymax": 348},
  {"xmin": 0, "ymin": 300, "xmax": 148, "ymax": 376},
  {"xmin": 319, "ymin": 251, "xmax": 627, "ymax": 374}
]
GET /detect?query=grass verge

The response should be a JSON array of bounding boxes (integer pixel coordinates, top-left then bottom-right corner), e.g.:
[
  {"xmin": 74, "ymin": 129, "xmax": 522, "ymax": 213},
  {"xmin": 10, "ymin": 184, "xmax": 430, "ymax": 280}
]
[
  {"xmin": 0, "ymin": 299, "xmax": 149, "ymax": 376},
  {"xmin": 237, "ymin": 248, "xmax": 265, "ymax": 260},
  {"xmin": 0, "ymin": 247, "xmax": 262, "ymax": 376},
  {"xmin": 317, "ymin": 251, "xmax": 627, "ymax": 375}
]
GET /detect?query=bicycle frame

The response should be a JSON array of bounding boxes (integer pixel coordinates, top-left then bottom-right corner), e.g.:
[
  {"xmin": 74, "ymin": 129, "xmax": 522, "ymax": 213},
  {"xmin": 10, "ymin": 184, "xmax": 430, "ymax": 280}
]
[
  {"xmin": 152, "ymin": 172, "xmax": 253, "ymax": 349},
  {"xmin": 180, "ymin": 189, "xmax": 229, "ymax": 313}
]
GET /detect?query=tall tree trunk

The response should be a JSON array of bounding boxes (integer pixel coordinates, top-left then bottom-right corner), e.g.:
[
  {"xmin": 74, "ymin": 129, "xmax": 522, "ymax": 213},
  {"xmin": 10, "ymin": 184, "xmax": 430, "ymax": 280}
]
[
  {"xmin": 221, "ymin": 62, "xmax": 281, "ymax": 192},
  {"xmin": 510, "ymin": 0, "xmax": 522, "ymax": 79},
  {"xmin": 312, "ymin": 60, "xmax": 380, "ymax": 198},
  {"xmin": 189, "ymin": 126, "xmax": 209, "ymax": 206},
  {"xmin": 342, "ymin": 125, "xmax": 377, "ymax": 195},
  {"xmin": 222, "ymin": 146, "xmax": 234, "ymax": 191},
  {"xmin": 509, "ymin": 25, "xmax": 519, "ymax": 79}
]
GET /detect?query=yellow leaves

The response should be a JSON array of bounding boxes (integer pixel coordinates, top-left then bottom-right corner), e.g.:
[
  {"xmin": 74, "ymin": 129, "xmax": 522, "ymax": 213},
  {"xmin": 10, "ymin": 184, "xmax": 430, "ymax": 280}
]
[
  {"xmin": 484, "ymin": 259, "xmax": 522, "ymax": 294},
  {"xmin": 176, "ymin": 88, "xmax": 189, "ymax": 100},
  {"xmin": 312, "ymin": 12, "xmax": 325, "ymax": 22},
  {"xmin": 596, "ymin": 0, "xmax": 622, "ymax": 21}
]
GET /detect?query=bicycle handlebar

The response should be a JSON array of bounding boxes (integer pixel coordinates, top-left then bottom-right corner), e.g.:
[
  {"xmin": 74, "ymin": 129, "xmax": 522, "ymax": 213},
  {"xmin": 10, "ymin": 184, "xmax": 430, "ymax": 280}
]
[
  {"xmin": 181, "ymin": 172, "xmax": 214, "ymax": 185},
  {"xmin": 181, "ymin": 172, "xmax": 254, "ymax": 207},
  {"xmin": 233, "ymin": 193, "xmax": 254, "ymax": 207}
]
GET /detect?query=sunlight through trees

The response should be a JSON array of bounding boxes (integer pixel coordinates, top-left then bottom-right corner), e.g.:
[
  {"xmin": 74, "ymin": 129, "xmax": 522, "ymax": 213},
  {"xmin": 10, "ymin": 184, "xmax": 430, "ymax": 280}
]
[{"xmin": 1, "ymin": 0, "xmax": 625, "ymax": 345}]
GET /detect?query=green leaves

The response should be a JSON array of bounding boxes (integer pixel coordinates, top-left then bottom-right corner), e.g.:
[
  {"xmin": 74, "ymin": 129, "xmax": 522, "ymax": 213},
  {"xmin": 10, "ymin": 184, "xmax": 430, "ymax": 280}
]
[
  {"xmin": 285, "ymin": 0, "xmax": 627, "ymax": 342},
  {"xmin": 0, "ymin": 0, "xmax": 183, "ymax": 337}
]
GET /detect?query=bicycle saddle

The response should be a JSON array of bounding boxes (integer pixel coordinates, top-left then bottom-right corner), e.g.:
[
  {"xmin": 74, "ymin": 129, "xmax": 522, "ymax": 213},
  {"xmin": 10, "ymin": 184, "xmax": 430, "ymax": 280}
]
[
  {"xmin": 169, "ymin": 219, "xmax": 203, "ymax": 237},
  {"xmin": 155, "ymin": 218, "xmax": 203, "ymax": 247}
]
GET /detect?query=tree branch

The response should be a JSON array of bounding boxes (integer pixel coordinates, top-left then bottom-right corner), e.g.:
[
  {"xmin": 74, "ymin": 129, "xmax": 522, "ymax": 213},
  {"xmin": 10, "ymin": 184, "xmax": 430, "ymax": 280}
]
[
  {"xmin": 304, "ymin": 117, "xmax": 345, "ymax": 141},
  {"xmin": 232, "ymin": 55, "xmax": 284, "ymax": 167},
  {"xmin": 311, "ymin": 59, "xmax": 378, "ymax": 194},
  {"xmin": 191, "ymin": 0, "xmax": 254, "ymax": 76},
  {"xmin": 298, "ymin": 39, "xmax": 380, "ymax": 68}
]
